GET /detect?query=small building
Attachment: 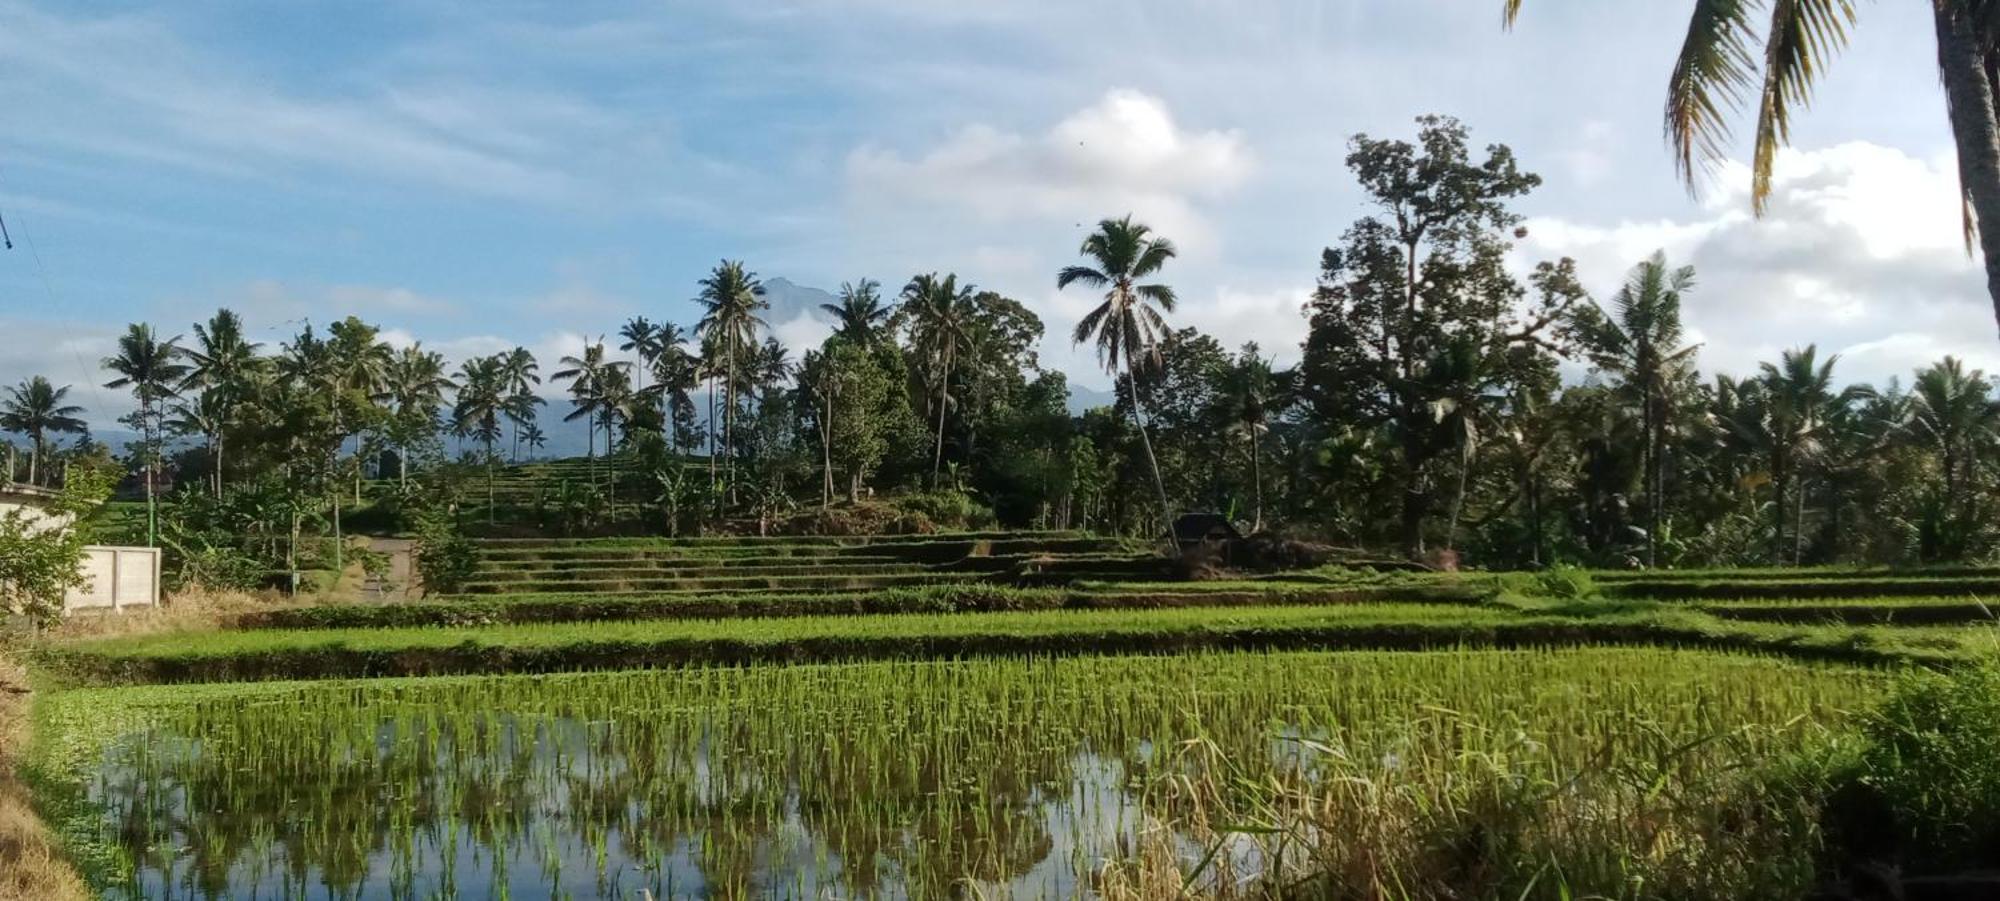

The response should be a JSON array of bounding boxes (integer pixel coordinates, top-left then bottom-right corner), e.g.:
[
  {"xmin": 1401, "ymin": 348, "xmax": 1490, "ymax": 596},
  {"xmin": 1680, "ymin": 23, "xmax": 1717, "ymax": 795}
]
[{"xmin": 2, "ymin": 483, "xmax": 160, "ymax": 614}]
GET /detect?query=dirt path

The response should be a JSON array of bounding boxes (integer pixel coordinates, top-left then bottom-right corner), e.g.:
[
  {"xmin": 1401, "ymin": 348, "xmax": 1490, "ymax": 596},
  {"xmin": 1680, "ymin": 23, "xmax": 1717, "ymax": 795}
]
[{"xmin": 0, "ymin": 651, "xmax": 88, "ymax": 901}]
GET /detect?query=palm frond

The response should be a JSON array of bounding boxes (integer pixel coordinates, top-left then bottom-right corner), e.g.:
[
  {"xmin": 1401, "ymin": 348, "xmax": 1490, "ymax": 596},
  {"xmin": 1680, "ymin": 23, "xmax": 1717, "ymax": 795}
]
[{"xmin": 1751, "ymin": 0, "xmax": 1855, "ymax": 213}]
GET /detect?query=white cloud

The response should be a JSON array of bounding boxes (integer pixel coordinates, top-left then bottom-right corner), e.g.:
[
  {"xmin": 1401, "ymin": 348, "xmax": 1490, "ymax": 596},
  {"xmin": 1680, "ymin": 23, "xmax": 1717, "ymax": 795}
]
[
  {"xmin": 1521, "ymin": 142, "xmax": 1999, "ymax": 385},
  {"xmin": 846, "ymin": 89, "xmax": 1252, "ymax": 252}
]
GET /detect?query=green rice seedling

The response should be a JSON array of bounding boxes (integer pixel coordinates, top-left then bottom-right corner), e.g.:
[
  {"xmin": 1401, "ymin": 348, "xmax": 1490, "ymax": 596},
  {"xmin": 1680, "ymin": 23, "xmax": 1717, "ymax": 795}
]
[{"xmin": 32, "ymin": 648, "xmax": 1877, "ymax": 899}]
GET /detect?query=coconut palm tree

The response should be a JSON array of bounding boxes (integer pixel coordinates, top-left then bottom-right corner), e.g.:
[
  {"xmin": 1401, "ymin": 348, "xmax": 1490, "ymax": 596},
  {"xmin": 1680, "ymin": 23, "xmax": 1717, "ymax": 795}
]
[
  {"xmin": 648, "ymin": 322, "xmax": 701, "ymax": 453},
  {"xmin": 384, "ymin": 345, "xmax": 455, "ymax": 485},
  {"xmin": 694, "ymin": 261, "xmax": 767, "ymax": 494},
  {"xmin": 823, "ymin": 279, "xmax": 892, "ymax": 346},
  {"xmin": 1572, "ymin": 252, "xmax": 1702, "ymax": 567},
  {"xmin": 0, "ymin": 376, "xmax": 86, "ymax": 486},
  {"xmin": 898, "ymin": 272, "xmax": 982, "ymax": 484},
  {"xmin": 452, "ymin": 354, "xmax": 507, "ymax": 522},
  {"xmin": 1503, "ymin": 1, "xmax": 2000, "ymax": 334},
  {"xmin": 521, "ymin": 422, "xmax": 548, "ymax": 458},
  {"xmin": 619, "ymin": 317, "xmax": 663, "ymax": 393},
  {"xmin": 177, "ymin": 308, "xmax": 264, "ymax": 494},
  {"xmin": 1058, "ymin": 215, "xmax": 1178, "ymax": 532},
  {"xmin": 550, "ymin": 340, "xmax": 630, "ymax": 463},
  {"xmin": 1910, "ymin": 355, "xmax": 1999, "ymax": 505},
  {"xmin": 1753, "ymin": 345, "xmax": 1876, "ymax": 563},
  {"xmin": 499, "ymin": 346, "xmax": 541, "ymax": 459},
  {"xmin": 103, "ymin": 323, "xmax": 188, "ymax": 546},
  {"xmin": 1219, "ymin": 344, "xmax": 1277, "ymax": 533}
]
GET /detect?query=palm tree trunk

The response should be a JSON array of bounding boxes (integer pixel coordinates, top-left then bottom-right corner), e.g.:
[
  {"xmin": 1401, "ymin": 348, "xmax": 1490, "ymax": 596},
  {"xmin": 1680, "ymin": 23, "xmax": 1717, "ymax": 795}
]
[
  {"xmin": 821, "ymin": 384, "xmax": 833, "ymax": 508},
  {"xmin": 214, "ymin": 432, "xmax": 225, "ymax": 497},
  {"xmin": 1771, "ymin": 453, "xmax": 1788, "ymax": 564},
  {"xmin": 487, "ymin": 439, "xmax": 496, "ymax": 527},
  {"xmin": 1250, "ymin": 427, "xmax": 1264, "ymax": 533},
  {"xmin": 725, "ymin": 340, "xmax": 736, "ymax": 503},
  {"xmin": 1643, "ymin": 394, "xmax": 1658, "ymax": 568},
  {"xmin": 1794, "ymin": 475, "xmax": 1808, "ymax": 565},
  {"xmin": 932, "ymin": 347, "xmax": 953, "ymax": 487},
  {"xmin": 1935, "ymin": 2, "xmax": 2000, "ymax": 335},
  {"xmin": 1446, "ymin": 442, "xmax": 1470, "ymax": 554},
  {"xmin": 25, "ymin": 436, "xmax": 38, "ymax": 486},
  {"xmin": 1123, "ymin": 356, "xmax": 1173, "ymax": 542}
]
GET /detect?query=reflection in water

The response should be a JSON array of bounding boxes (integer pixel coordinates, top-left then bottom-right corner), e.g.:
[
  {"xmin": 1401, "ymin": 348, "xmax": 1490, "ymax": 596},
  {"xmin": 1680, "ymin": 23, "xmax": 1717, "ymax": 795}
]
[{"xmin": 72, "ymin": 651, "xmax": 1866, "ymax": 899}]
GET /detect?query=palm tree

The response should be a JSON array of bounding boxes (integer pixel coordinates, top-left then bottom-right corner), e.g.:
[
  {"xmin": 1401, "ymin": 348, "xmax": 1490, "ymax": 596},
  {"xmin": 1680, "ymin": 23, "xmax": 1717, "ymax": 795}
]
[
  {"xmin": 384, "ymin": 345, "xmax": 455, "ymax": 485},
  {"xmin": 619, "ymin": 317, "xmax": 663, "ymax": 393},
  {"xmin": 1220, "ymin": 345, "xmax": 1276, "ymax": 533},
  {"xmin": 1910, "ymin": 355, "xmax": 1999, "ymax": 506},
  {"xmin": 694, "ymin": 261, "xmax": 768, "ymax": 496},
  {"xmin": 1572, "ymin": 252, "xmax": 1702, "ymax": 567},
  {"xmin": 823, "ymin": 279, "xmax": 892, "ymax": 346},
  {"xmin": 0, "ymin": 377, "xmax": 86, "ymax": 486},
  {"xmin": 550, "ymin": 340, "xmax": 630, "ymax": 463},
  {"xmin": 499, "ymin": 346, "xmax": 541, "ymax": 458},
  {"xmin": 452, "ymin": 354, "xmax": 507, "ymax": 522},
  {"xmin": 177, "ymin": 308, "xmax": 264, "ymax": 495},
  {"xmin": 1753, "ymin": 345, "xmax": 1875, "ymax": 563},
  {"xmin": 648, "ymin": 323, "xmax": 700, "ymax": 453},
  {"xmin": 1503, "ymin": 2, "xmax": 2000, "ymax": 334},
  {"xmin": 102, "ymin": 323, "xmax": 188, "ymax": 546},
  {"xmin": 898, "ymin": 272, "xmax": 982, "ymax": 485},
  {"xmin": 1058, "ymin": 215, "xmax": 1178, "ymax": 532},
  {"xmin": 521, "ymin": 422, "xmax": 548, "ymax": 458}
]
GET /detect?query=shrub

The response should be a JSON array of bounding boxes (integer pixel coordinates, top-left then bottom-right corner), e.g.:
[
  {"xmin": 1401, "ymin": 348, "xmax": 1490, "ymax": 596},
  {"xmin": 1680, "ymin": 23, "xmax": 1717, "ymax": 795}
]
[
  {"xmin": 1532, "ymin": 564, "xmax": 1597, "ymax": 600},
  {"xmin": 889, "ymin": 490, "xmax": 995, "ymax": 531},
  {"xmin": 413, "ymin": 514, "xmax": 478, "ymax": 597},
  {"xmin": 1818, "ymin": 658, "xmax": 2000, "ymax": 874}
]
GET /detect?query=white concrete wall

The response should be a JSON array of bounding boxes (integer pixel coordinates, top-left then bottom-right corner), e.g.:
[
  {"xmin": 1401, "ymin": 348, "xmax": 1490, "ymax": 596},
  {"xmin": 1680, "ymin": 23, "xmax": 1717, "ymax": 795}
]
[
  {"xmin": 0, "ymin": 496, "xmax": 72, "ymax": 535},
  {"xmin": 63, "ymin": 546, "xmax": 160, "ymax": 613}
]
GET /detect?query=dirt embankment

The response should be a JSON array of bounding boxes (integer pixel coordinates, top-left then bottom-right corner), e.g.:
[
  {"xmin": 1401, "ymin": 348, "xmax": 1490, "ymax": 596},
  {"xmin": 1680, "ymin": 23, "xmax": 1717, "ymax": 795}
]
[{"xmin": 0, "ymin": 650, "xmax": 87, "ymax": 901}]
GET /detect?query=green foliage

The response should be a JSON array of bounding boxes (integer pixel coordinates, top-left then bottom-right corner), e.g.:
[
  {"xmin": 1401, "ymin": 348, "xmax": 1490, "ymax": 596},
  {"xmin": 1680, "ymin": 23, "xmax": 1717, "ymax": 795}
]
[
  {"xmin": 0, "ymin": 470, "xmax": 111, "ymax": 627},
  {"xmin": 888, "ymin": 489, "xmax": 995, "ymax": 531},
  {"xmin": 411, "ymin": 504, "xmax": 478, "ymax": 597},
  {"xmin": 1817, "ymin": 659, "xmax": 2000, "ymax": 872}
]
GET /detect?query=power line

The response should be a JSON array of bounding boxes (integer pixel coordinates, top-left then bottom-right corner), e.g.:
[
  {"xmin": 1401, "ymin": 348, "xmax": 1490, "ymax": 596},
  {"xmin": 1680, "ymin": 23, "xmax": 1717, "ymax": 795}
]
[{"xmin": 0, "ymin": 165, "xmax": 115, "ymax": 420}]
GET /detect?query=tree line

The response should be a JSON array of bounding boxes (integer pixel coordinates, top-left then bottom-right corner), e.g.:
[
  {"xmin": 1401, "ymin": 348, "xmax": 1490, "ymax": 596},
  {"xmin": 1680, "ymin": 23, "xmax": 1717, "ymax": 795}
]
[{"xmin": 3, "ymin": 116, "xmax": 1998, "ymax": 570}]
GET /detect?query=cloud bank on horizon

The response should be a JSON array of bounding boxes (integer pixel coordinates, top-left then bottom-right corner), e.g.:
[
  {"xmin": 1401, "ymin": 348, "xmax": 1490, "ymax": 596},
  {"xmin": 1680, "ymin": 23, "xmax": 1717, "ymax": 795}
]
[{"xmin": 0, "ymin": 0, "xmax": 1985, "ymax": 424}]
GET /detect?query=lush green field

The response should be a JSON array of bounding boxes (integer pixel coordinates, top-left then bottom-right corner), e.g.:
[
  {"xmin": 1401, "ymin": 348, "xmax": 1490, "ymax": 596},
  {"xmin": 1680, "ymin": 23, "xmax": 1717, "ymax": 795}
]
[{"xmin": 32, "ymin": 648, "xmax": 1877, "ymax": 899}]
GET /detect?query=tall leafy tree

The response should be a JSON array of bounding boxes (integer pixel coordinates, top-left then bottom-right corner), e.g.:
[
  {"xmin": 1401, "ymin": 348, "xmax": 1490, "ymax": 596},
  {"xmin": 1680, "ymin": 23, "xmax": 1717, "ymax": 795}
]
[
  {"xmin": 102, "ymin": 323, "xmax": 188, "ymax": 546},
  {"xmin": 0, "ymin": 376, "xmax": 86, "ymax": 486},
  {"xmin": 1059, "ymin": 216, "xmax": 1180, "ymax": 532},
  {"xmin": 1300, "ymin": 116, "xmax": 1580, "ymax": 559},
  {"xmin": 1503, "ymin": 1, "xmax": 2000, "ymax": 336},
  {"xmin": 899, "ymin": 272, "xmax": 983, "ymax": 485},
  {"xmin": 1571, "ymin": 252, "xmax": 1701, "ymax": 566}
]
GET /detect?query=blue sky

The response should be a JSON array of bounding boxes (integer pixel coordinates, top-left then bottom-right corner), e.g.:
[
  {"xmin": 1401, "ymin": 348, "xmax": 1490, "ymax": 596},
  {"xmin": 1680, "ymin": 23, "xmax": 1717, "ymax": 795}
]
[{"xmin": 0, "ymin": 0, "xmax": 1985, "ymax": 425}]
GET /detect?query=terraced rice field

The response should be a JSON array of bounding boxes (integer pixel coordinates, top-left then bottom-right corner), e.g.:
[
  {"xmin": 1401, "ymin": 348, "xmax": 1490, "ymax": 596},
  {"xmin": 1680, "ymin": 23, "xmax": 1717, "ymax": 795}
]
[{"xmin": 25, "ymin": 535, "xmax": 2000, "ymax": 897}]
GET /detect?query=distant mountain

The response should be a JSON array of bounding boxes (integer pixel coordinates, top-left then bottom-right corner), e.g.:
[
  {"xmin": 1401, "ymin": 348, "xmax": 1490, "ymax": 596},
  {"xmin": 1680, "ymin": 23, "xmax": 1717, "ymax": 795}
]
[
  {"xmin": 759, "ymin": 277, "xmax": 840, "ymax": 323},
  {"xmin": 1066, "ymin": 384, "xmax": 1117, "ymax": 414}
]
